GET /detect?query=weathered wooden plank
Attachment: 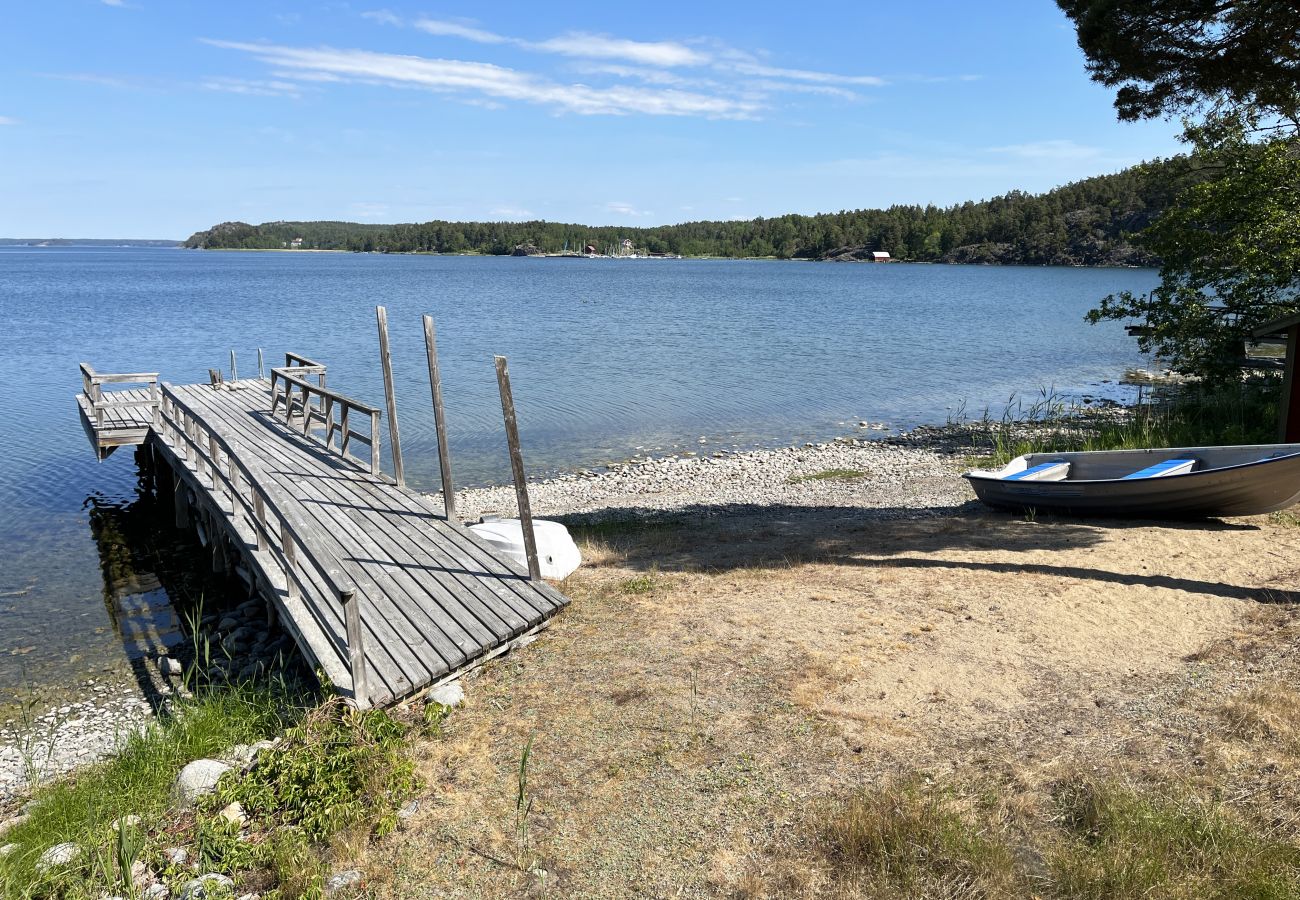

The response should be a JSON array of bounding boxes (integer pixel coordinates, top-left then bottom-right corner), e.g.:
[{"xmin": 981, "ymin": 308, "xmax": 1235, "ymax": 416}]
[
  {"xmin": 375, "ymin": 306, "xmax": 404, "ymax": 485},
  {"xmin": 184, "ymin": 385, "xmax": 516, "ymax": 650},
  {"xmin": 495, "ymin": 356, "xmax": 542, "ymax": 581},
  {"xmin": 422, "ymin": 314, "xmax": 456, "ymax": 520},
  {"xmin": 176, "ymin": 387, "xmax": 482, "ymax": 669}
]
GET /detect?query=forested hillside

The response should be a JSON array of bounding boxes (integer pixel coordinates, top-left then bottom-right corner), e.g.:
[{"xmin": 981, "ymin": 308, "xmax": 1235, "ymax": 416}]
[{"xmin": 185, "ymin": 157, "xmax": 1192, "ymax": 265}]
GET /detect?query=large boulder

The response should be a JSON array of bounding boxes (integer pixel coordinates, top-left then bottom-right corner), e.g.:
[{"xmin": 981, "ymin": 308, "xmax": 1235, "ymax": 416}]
[{"xmin": 172, "ymin": 759, "xmax": 232, "ymax": 808}]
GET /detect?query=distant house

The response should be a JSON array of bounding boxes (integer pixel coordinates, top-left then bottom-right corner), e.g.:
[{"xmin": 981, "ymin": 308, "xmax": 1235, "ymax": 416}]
[
  {"xmin": 584, "ymin": 244, "xmax": 598, "ymax": 255},
  {"xmin": 871, "ymin": 251, "xmax": 891, "ymax": 262},
  {"xmin": 620, "ymin": 238, "xmax": 634, "ymax": 255},
  {"xmin": 290, "ymin": 237, "xmax": 304, "ymax": 249}
]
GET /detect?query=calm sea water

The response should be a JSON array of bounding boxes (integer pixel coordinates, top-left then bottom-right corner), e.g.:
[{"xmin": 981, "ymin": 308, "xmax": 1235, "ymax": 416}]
[{"xmin": 0, "ymin": 248, "xmax": 1158, "ymax": 700}]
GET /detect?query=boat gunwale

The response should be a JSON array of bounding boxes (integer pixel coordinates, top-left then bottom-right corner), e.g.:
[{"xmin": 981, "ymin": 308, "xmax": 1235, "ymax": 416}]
[{"xmin": 963, "ymin": 447, "xmax": 1300, "ymax": 487}]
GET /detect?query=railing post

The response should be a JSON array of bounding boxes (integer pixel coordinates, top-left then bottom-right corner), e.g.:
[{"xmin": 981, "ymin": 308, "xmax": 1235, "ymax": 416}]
[
  {"xmin": 257, "ymin": 348, "xmax": 264, "ymax": 380},
  {"xmin": 370, "ymin": 410, "xmax": 381, "ymax": 475},
  {"xmin": 375, "ymin": 305, "xmax": 404, "ymax": 485},
  {"xmin": 253, "ymin": 492, "xmax": 267, "ymax": 550},
  {"xmin": 341, "ymin": 588, "xmax": 370, "ymax": 707},
  {"xmin": 494, "ymin": 355, "xmax": 542, "ymax": 581},
  {"xmin": 230, "ymin": 349, "xmax": 238, "ymax": 382},
  {"xmin": 280, "ymin": 520, "xmax": 299, "ymax": 602},
  {"xmin": 423, "ymin": 314, "xmax": 457, "ymax": 520}
]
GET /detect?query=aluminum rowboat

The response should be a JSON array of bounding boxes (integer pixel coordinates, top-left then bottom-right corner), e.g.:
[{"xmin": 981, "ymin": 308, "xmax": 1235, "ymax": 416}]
[{"xmin": 964, "ymin": 444, "xmax": 1300, "ymax": 517}]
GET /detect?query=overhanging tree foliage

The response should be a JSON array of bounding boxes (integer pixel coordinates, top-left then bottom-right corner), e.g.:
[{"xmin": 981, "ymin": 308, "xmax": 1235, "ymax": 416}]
[
  {"xmin": 1060, "ymin": 0, "xmax": 1300, "ymax": 381},
  {"xmin": 1057, "ymin": 0, "xmax": 1300, "ymax": 122},
  {"xmin": 1087, "ymin": 122, "xmax": 1300, "ymax": 378}
]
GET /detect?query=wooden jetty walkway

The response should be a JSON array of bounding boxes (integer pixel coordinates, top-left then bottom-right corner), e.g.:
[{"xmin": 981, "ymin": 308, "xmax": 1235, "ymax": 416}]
[{"xmin": 77, "ymin": 352, "xmax": 569, "ymax": 709}]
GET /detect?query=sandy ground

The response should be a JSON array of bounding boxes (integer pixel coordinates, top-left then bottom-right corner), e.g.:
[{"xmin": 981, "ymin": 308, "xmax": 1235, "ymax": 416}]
[{"xmin": 358, "ymin": 453, "xmax": 1300, "ymax": 898}]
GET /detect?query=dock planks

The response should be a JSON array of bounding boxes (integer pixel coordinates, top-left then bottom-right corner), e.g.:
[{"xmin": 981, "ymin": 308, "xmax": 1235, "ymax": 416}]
[{"xmin": 78, "ymin": 371, "xmax": 568, "ymax": 709}]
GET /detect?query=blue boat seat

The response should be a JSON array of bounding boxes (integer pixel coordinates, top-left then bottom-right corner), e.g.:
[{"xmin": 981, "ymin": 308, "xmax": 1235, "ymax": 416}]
[
  {"xmin": 1003, "ymin": 460, "xmax": 1070, "ymax": 481},
  {"xmin": 1121, "ymin": 458, "xmax": 1196, "ymax": 479}
]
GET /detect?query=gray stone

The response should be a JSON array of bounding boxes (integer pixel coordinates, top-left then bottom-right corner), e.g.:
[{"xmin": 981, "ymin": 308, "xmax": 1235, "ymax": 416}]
[
  {"xmin": 35, "ymin": 841, "xmax": 80, "ymax": 872},
  {"xmin": 0, "ymin": 814, "xmax": 28, "ymax": 837},
  {"xmin": 236, "ymin": 895, "xmax": 260, "ymax": 900},
  {"xmin": 179, "ymin": 874, "xmax": 235, "ymax": 899},
  {"xmin": 218, "ymin": 801, "xmax": 247, "ymax": 826},
  {"xmin": 324, "ymin": 869, "xmax": 363, "ymax": 894},
  {"xmin": 216, "ymin": 616, "xmax": 239, "ymax": 631},
  {"xmin": 143, "ymin": 887, "xmax": 170, "ymax": 900},
  {"xmin": 162, "ymin": 846, "xmax": 188, "ymax": 866},
  {"xmin": 159, "ymin": 657, "xmax": 184, "ymax": 677},
  {"xmin": 427, "ymin": 680, "xmax": 464, "ymax": 708},
  {"xmin": 0, "ymin": 843, "xmax": 18, "ymax": 858},
  {"xmin": 172, "ymin": 759, "xmax": 232, "ymax": 807},
  {"xmin": 396, "ymin": 799, "xmax": 420, "ymax": 820}
]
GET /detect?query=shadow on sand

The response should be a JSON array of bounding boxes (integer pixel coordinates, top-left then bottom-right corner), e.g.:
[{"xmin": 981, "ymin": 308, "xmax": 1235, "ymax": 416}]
[{"xmin": 552, "ymin": 500, "xmax": 1292, "ymax": 605}]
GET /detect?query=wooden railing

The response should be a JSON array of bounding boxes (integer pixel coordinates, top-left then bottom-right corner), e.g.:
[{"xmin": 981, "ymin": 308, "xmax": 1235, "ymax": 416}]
[
  {"xmin": 80, "ymin": 363, "xmax": 160, "ymax": 430},
  {"xmin": 283, "ymin": 352, "xmax": 328, "ymax": 386},
  {"xmin": 269, "ymin": 359, "xmax": 382, "ymax": 474},
  {"xmin": 157, "ymin": 383, "xmax": 372, "ymax": 706}
]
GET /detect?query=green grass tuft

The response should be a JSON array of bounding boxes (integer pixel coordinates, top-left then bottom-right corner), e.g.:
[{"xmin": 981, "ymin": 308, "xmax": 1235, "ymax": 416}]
[
  {"xmin": 619, "ymin": 575, "xmax": 658, "ymax": 595},
  {"xmin": 0, "ymin": 683, "xmax": 295, "ymax": 898},
  {"xmin": 1050, "ymin": 778, "xmax": 1300, "ymax": 899},
  {"xmin": 822, "ymin": 780, "xmax": 1025, "ymax": 896}
]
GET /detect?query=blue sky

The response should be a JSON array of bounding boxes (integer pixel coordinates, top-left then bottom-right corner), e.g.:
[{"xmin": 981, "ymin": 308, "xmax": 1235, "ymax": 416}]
[{"xmin": 0, "ymin": 1, "xmax": 1186, "ymax": 238}]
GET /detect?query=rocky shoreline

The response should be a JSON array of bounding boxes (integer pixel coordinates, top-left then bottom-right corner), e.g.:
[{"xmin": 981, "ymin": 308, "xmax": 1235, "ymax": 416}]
[
  {"xmin": 455, "ymin": 430, "xmax": 976, "ymax": 524},
  {"xmin": 0, "ymin": 426, "xmax": 985, "ymax": 807},
  {"xmin": 0, "ymin": 595, "xmax": 308, "ymax": 805}
]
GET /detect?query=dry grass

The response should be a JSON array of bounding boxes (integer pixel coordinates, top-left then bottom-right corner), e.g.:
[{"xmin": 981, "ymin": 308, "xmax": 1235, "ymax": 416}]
[{"xmin": 358, "ymin": 506, "xmax": 1300, "ymax": 898}]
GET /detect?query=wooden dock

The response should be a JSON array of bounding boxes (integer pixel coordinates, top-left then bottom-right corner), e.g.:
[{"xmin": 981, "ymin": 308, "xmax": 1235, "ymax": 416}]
[{"xmin": 77, "ymin": 354, "xmax": 569, "ymax": 709}]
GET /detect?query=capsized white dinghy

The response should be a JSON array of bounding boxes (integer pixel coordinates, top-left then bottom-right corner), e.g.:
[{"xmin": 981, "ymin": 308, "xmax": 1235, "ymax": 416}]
[
  {"xmin": 964, "ymin": 443, "xmax": 1300, "ymax": 518},
  {"xmin": 468, "ymin": 516, "xmax": 582, "ymax": 579}
]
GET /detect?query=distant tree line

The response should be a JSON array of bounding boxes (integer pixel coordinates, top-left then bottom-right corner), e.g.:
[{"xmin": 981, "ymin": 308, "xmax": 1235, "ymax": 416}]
[{"xmin": 185, "ymin": 157, "xmax": 1197, "ymax": 266}]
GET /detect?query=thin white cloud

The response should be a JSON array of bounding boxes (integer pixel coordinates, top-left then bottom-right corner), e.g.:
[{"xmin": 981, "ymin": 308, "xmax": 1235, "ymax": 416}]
[
  {"xmin": 0, "ymin": 116, "xmax": 18, "ymax": 126},
  {"xmin": 987, "ymin": 139, "xmax": 1101, "ymax": 160},
  {"xmin": 101, "ymin": 0, "xmax": 128, "ymax": 6},
  {"xmin": 382, "ymin": 13, "xmax": 882, "ymax": 89},
  {"xmin": 725, "ymin": 60, "xmax": 885, "ymax": 87},
  {"xmin": 569, "ymin": 62, "xmax": 702, "ymax": 88},
  {"xmin": 361, "ymin": 10, "xmax": 403, "ymax": 28},
  {"xmin": 204, "ymin": 40, "xmax": 760, "ymax": 118},
  {"xmin": 413, "ymin": 18, "xmax": 509, "ymax": 45},
  {"xmin": 533, "ymin": 32, "xmax": 708, "ymax": 67},
  {"xmin": 200, "ymin": 76, "xmax": 302, "ymax": 98},
  {"xmin": 41, "ymin": 72, "xmax": 143, "ymax": 89}
]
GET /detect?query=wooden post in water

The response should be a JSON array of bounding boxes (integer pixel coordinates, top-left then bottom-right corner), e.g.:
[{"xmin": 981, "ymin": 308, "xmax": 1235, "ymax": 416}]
[
  {"xmin": 341, "ymin": 587, "xmax": 370, "ymax": 707},
  {"xmin": 494, "ymin": 355, "xmax": 541, "ymax": 581},
  {"xmin": 375, "ymin": 306, "xmax": 405, "ymax": 486},
  {"xmin": 422, "ymin": 315, "xmax": 456, "ymax": 520},
  {"xmin": 230, "ymin": 349, "xmax": 238, "ymax": 382}
]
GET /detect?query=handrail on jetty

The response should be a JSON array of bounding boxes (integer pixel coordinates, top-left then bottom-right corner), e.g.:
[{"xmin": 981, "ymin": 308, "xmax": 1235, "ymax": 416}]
[
  {"xmin": 269, "ymin": 357, "xmax": 383, "ymax": 474},
  {"xmin": 282, "ymin": 352, "xmax": 328, "ymax": 385},
  {"xmin": 79, "ymin": 362, "xmax": 160, "ymax": 431},
  {"xmin": 158, "ymin": 382, "xmax": 372, "ymax": 705}
]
